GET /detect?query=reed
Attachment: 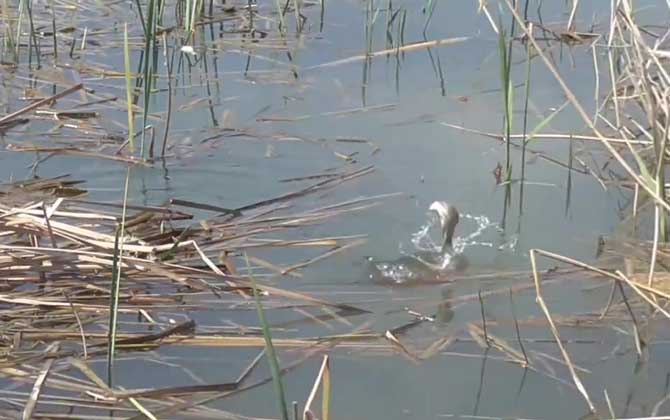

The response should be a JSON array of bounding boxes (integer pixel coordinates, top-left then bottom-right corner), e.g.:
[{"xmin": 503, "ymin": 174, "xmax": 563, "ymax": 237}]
[
  {"xmin": 1, "ymin": 0, "xmax": 17, "ymax": 62},
  {"xmin": 275, "ymin": 0, "xmax": 286, "ymax": 33},
  {"xmin": 123, "ymin": 23, "xmax": 135, "ymax": 154},
  {"xmin": 140, "ymin": 0, "xmax": 158, "ymax": 158},
  {"xmin": 25, "ymin": 0, "xmax": 40, "ymax": 68},
  {"xmin": 107, "ymin": 168, "xmax": 132, "ymax": 387},
  {"xmin": 160, "ymin": 32, "xmax": 173, "ymax": 159},
  {"xmin": 49, "ymin": 1, "xmax": 57, "ymax": 61},
  {"xmin": 422, "ymin": 0, "xmax": 436, "ymax": 35},
  {"xmin": 246, "ymin": 253, "xmax": 289, "ymax": 420},
  {"xmin": 518, "ymin": 35, "xmax": 531, "ymax": 215},
  {"xmin": 319, "ymin": 0, "xmax": 325, "ymax": 31},
  {"xmin": 14, "ymin": 0, "xmax": 24, "ymax": 61},
  {"xmin": 496, "ymin": 15, "xmax": 513, "ymax": 181},
  {"xmin": 184, "ymin": 0, "xmax": 202, "ymax": 35},
  {"xmin": 293, "ymin": 0, "xmax": 303, "ymax": 32}
]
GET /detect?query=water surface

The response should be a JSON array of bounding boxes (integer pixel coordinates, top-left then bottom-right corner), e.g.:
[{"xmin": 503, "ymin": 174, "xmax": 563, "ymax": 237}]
[{"xmin": 1, "ymin": 0, "xmax": 669, "ymax": 418}]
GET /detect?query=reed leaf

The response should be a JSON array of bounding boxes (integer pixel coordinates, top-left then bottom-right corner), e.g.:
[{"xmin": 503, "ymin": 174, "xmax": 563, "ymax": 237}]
[
  {"xmin": 527, "ymin": 100, "xmax": 569, "ymax": 142},
  {"xmin": 106, "ymin": 168, "xmax": 131, "ymax": 387},
  {"xmin": 246, "ymin": 253, "xmax": 289, "ymax": 420},
  {"xmin": 497, "ymin": 15, "xmax": 513, "ymax": 176}
]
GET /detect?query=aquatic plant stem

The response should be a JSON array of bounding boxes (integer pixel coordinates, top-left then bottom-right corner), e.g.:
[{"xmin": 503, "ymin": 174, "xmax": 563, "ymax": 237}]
[
  {"xmin": 107, "ymin": 167, "xmax": 131, "ymax": 387},
  {"xmin": 123, "ymin": 23, "xmax": 135, "ymax": 154},
  {"xmin": 530, "ymin": 249, "xmax": 596, "ymax": 414},
  {"xmin": 245, "ymin": 253, "xmax": 289, "ymax": 420},
  {"xmin": 160, "ymin": 33, "xmax": 172, "ymax": 159},
  {"xmin": 140, "ymin": 0, "xmax": 157, "ymax": 158},
  {"xmin": 519, "ymin": 29, "xmax": 532, "ymax": 215}
]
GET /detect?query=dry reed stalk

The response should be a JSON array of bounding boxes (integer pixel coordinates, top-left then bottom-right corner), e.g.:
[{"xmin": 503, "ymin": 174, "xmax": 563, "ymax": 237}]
[
  {"xmin": 307, "ymin": 37, "xmax": 469, "ymax": 70},
  {"xmin": 302, "ymin": 355, "xmax": 330, "ymax": 420},
  {"xmin": 503, "ymin": 0, "xmax": 670, "ymax": 214},
  {"xmin": 0, "ymin": 169, "xmax": 380, "ymax": 416},
  {"xmin": 530, "ymin": 249, "xmax": 596, "ymax": 414}
]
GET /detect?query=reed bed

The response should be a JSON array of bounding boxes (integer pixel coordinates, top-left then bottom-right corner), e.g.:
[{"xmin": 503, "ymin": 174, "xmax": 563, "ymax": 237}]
[
  {"xmin": 0, "ymin": 170, "xmax": 395, "ymax": 418},
  {"xmin": 3, "ymin": 0, "xmax": 670, "ymax": 418},
  {"xmin": 437, "ymin": 1, "xmax": 670, "ymax": 417}
]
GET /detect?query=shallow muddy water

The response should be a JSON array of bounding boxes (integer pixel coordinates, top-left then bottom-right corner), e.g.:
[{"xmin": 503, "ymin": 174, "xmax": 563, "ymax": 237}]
[{"xmin": 2, "ymin": 0, "xmax": 670, "ymax": 419}]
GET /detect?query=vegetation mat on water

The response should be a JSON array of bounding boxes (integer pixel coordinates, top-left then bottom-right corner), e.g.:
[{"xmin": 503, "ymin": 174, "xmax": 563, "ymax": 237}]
[{"xmin": 0, "ymin": 172, "xmax": 390, "ymax": 418}]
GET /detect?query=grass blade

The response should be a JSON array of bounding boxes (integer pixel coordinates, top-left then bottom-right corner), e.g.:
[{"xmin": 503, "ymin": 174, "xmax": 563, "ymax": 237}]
[
  {"xmin": 107, "ymin": 168, "xmax": 132, "ymax": 387},
  {"xmin": 245, "ymin": 253, "xmax": 289, "ymax": 420}
]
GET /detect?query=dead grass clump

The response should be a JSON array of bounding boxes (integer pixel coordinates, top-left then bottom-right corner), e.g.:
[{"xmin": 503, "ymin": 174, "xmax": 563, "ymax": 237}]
[{"xmin": 0, "ymin": 170, "xmax": 391, "ymax": 418}]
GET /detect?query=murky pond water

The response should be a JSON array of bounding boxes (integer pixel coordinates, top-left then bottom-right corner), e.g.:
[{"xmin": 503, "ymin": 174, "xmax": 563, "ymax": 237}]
[{"xmin": 2, "ymin": 0, "xmax": 670, "ymax": 419}]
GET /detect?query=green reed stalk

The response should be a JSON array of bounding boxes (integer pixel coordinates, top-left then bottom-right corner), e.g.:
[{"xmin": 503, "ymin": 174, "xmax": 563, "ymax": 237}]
[
  {"xmin": 519, "ymin": 41, "xmax": 531, "ymax": 215},
  {"xmin": 399, "ymin": 9, "xmax": 406, "ymax": 49},
  {"xmin": 654, "ymin": 113, "xmax": 668, "ymax": 242},
  {"xmin": 245, "ymin": 253, "xmax": 289, "ymax": 420},
  {"xmin": 422, "ymin": 0, "xmax": 436, "ymax": 35},
  {"xmin": 123, "ymin": 23, "xmax": 135, "ymax": 154},
  {"xmin": 26, "ymin": 0, "xmax": 40, "ymax": 68},
  {"xmin": 160, "ymin": 33, "xmax": 172, "ymax": 159},
  {"xmin": 385, "ymin": 0, "xmax": 393, "ymax": 50},
  {"xmin": 183, "ymin": 0, "xmax": 190, "ymax": 31},
  {"xmin": 157, "ymin": 0, "xmax": 166, "ymax": 26},
  {"xmin": 319, "ymin": 0, "xmax": 325, "ymax": 31},
  {"xmin": 497, "ymin": 18, "xmax": 513, "ymax": 179},
  {"xmin": 107, "ymin": 168, "xmax": 131, "ymax": 387},
  {"xmin": 140, "ymin": 0, "xmax": 157, "ymax": 158},
  {"xmin": 49, "ymin": 0, "xmax": 57, "ymax": 61},
  {"xmin": 134, "ymin": 0, "xmax": 147, "ymax": 39},
  {"xmin": 2, "ymin": 0, "xmax": 17, "ymax": 62},
  {"xmin": 14, "ymin": 0, "xmax": 24, "ymax": 61},
  {"xmin": 365, "ymin": 0, "xmax": 380, "ymax": 55},
  {"xmin": 293, "ymin": 0, "xmax": 302, "ymax": 32},
  {"xmin": 274, "ymin": 0, "xmax": 286, "ymax": 33},
  {"xmin": 187, "ymin": 0, "xmax": 202, "ymax": 34}
]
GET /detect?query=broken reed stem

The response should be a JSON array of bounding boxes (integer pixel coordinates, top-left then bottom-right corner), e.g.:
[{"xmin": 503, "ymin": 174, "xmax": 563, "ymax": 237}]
[
  {"xmin": 599, "ymin": 280, "xmax": 618, "ymax": 319},
  {"xmin": 614, "ymin": 277, "xmax": 643, "ymax": 356},
  {"xmin": 509, "ymin": 288, "xmax": 528, "ymax": 366},
  {"xmin": 303, "ymin": 355, "xmax": 330, "ymax": 420},
  {"xmin": 41, "ymin": 205, "xmax": 57, "ymax": 248},
  {"xmin": 477, "ymin": 289, "xmax": 489, "ymax": 346},
  {"xmin": 529, "ymin": 249, "xmax": 597, "ymax": 414},
  {"xmin": 63, "ymin": 291, "xmax": 88, "ymax": 359},
  {"xmin": 0, "ymin": 83, "xmax": 83, "ymax": 125},
  {"xmin": 616, "ymin": 270, "xmax": 670, "ymax": 320},
  {"xmin": 533, "ymin": 248, "xmax": 670, "ymax": 302},
  {"xmin": 308, "ymin": 37, "xmax": 468, "ymax": 70},
  {"xmin": 22, "ymin": 342, "xmax": 59, "ymax": 420}
]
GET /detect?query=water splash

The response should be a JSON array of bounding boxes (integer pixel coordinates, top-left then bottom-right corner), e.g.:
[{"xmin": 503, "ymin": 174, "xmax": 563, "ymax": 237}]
[
  {"xmin": 368, "ymin": 259, "xmax": 421, "ymax": 284},
  {"xmin": 409, "ymin": 210, "xmax": 501, "ymax": 255},
  {"xmin": 370, "ymin": 208, "xmax": 512, "ymax": 284}
]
